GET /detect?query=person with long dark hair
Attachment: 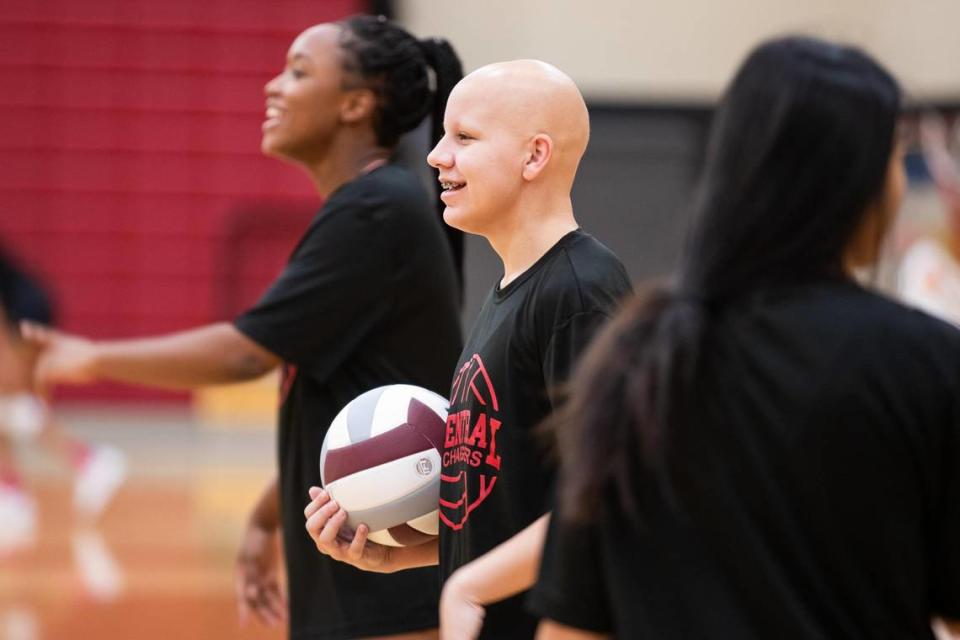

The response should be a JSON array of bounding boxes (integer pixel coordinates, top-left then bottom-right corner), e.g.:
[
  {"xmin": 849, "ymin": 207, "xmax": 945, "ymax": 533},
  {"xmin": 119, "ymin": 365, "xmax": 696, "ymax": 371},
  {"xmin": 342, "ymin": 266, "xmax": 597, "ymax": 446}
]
[
  {"xmin": 530, "ymin": 36, "xmax": 960, "ymax": 639},
  {"xmin": 24, "ymin": 15, "xmax": 463, "ymax": 640}
]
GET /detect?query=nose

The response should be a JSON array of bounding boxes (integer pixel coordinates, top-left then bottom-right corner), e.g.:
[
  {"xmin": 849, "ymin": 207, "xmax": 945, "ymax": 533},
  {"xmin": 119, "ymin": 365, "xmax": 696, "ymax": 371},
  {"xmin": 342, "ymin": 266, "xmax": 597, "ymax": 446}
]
[
  {"xmin": 427, "ymin": 137, "xmax": 452, "ymax": 169},
  {"xmin": 264, "ymin": 73, "xmax": 282, "ymax": 97}
]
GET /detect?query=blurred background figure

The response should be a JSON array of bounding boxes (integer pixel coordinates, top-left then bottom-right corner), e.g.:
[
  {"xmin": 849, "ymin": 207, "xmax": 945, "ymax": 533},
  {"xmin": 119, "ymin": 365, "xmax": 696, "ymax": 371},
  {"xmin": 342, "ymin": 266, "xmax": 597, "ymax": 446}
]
[
  {"xmin": 0, "ymin": 246, "xmax": 126, "ymax": 554},
  {"xmin": 898, "ymin": 112, "xmax": 960, "ymax": 325}
]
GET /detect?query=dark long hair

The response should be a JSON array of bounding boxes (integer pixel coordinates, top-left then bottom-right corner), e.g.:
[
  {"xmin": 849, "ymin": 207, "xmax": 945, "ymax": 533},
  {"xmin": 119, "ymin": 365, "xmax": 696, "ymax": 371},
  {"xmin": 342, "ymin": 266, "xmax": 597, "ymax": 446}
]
[
  {"xmin": 0, "ymin": 245, "xmax": 55, "ymax": 327},
  {"xmin": 336, "ymin": 15, "xmax": 465, "ymax": 284},
  {"xmin": 555, "ymin": 36, "xmax": 902, "ymax": 523}
]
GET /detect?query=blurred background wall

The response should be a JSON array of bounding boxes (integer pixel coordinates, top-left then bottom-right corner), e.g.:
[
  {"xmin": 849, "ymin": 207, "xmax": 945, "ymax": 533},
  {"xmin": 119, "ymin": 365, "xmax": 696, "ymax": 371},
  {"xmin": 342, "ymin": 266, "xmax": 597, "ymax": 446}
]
[
  {"xmin": 0, "ymin": 0, "xmax": 363, "ymax": 404},
  {"xmin": 400, "ymin": 0, "xmax": 960, "ymax": 101},
  {"xmin": 399, "ymin": 0, "xmax": 960, "ymax": 322}
]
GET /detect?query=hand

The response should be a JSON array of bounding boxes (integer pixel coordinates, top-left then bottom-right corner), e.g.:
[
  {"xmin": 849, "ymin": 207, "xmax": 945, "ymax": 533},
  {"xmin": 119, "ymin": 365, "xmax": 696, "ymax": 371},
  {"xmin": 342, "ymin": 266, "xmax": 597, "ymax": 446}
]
[
  {"xmin": 304, "ymin": 486, "xmax": 393, "ymax": 572},
  {"xmin": 440, "ymin": 567, "xmax": 486, "ymax": 640},
  {"xmin": 235, "ymin": 521, "xmax": 287, "ymax": 627},
  {"xmin": 19, "ymin": 321, "xmax": 99, "ymax": 391}
]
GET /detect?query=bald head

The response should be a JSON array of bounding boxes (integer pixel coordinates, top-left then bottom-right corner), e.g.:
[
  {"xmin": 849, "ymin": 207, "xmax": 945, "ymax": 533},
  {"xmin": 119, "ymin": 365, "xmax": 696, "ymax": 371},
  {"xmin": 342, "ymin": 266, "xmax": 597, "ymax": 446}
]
[
  {"xmin": 451, "ymin": 60, "xmax": 590, "ymax": 179},
  {"xmin": 428, "ymin": 60, "xmax": 589, "ymax": 240}
]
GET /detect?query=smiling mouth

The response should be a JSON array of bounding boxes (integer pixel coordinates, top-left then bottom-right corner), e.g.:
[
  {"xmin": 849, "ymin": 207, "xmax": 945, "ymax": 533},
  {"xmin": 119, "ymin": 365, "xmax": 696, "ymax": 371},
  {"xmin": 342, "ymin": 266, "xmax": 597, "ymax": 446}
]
[
  {"xmin": 440, "ymin": 180, "xmax": 465, "ymax": 192},
  {"xmin": 263, "ymin": 106, "xmax": 283, "ymax": 130}
]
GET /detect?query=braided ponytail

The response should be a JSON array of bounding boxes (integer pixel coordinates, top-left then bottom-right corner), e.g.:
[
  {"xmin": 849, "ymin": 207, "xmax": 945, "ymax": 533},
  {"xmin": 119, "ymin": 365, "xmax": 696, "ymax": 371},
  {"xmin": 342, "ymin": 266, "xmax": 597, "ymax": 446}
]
[
  {"xmin": 418, "ymin": 36, "xmax": 465, "ymax": 289},
  {"xmin": 337, "ymin": 15, "xmax": 464, "ymax": 289}
]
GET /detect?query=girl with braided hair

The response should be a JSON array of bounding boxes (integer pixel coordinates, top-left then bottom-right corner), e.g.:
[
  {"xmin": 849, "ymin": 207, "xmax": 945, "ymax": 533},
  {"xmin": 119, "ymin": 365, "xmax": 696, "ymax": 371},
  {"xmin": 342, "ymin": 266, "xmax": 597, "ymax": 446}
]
[{"xmin": 24, "ymin": 15, "xmax": 464, "ymax": 640}]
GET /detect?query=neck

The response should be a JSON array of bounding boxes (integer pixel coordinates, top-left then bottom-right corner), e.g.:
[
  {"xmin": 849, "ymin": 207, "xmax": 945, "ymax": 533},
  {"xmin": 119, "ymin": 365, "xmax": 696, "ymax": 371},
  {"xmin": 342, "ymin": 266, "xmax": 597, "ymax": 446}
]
[
  {"xmin": 487, "ymin": 196, "xmax": 578, "ymax": 288},
  {"xmin": 303, "ymin": 131, "xmax": 391, "ymax": 198}
]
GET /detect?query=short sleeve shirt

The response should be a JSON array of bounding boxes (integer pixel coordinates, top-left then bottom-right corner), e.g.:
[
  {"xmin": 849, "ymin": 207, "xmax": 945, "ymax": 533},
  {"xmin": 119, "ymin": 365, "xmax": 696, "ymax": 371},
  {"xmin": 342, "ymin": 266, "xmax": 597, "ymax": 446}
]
[
  {"xmin": 530, "ymin": 280, "xmax": 960, "ymax": 639},
  {"xmin": 235, "ymin": 165, "xmax": 462, "ymax": 640},
  {"xmin": 439, "ymin": 229, "xmax": 632, "ymax": 639}
]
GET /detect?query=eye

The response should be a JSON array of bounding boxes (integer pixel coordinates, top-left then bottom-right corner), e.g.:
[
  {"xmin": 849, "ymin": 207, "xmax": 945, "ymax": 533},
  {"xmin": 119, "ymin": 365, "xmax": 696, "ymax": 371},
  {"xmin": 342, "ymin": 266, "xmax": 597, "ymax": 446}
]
[
  {"xmin": 290, "ymin": 68, "xmax": 306, "ymax": 79},
  {"xmin": 457, "ymin": 132, "xmax": 474, "ymax": 142}
]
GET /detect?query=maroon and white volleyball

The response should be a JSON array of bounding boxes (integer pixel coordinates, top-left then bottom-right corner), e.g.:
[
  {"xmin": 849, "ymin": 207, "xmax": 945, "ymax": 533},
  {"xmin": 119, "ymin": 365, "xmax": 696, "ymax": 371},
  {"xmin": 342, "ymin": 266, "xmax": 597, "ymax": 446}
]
[{"xmin": 319, "ymin": 384, "xmax": 448, "ymax": 547}]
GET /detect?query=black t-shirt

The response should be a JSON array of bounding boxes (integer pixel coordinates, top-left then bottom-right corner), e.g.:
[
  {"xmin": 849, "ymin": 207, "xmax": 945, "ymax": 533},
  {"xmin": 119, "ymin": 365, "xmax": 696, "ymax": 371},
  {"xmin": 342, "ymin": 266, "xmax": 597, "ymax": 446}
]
[
  {"xmin": 530, "ymin": 279, "xmax": 960, "ymax": 639},
  {"xmin": 439, "ymin": 229, "xmax": 631, "ymax": 639},
  {"xmin": 234, "ymin": 165, "xmax": 462, "ymax": 640}
]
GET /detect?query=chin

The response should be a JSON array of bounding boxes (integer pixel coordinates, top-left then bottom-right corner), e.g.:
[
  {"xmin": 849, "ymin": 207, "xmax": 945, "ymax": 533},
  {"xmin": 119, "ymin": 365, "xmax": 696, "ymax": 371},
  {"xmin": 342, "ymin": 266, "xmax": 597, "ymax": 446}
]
[
  {"xmin": 260, "ymin": 137, "xmax": 279, "ymax": 157},
  {"xmin": 442, "ymin": 208, "xmax": 479, "ymax": 234}
]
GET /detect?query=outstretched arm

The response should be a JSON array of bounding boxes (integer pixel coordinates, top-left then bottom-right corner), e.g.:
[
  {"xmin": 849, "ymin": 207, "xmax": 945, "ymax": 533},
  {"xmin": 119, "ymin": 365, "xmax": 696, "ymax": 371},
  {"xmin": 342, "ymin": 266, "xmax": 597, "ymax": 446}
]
[
  {"xmin": 21, "ymin": 321, "xmax": 281, "ymax": 391},
  {"xmin": 536, "ymin": 620, "xmax": 609, "ymax": 640}
]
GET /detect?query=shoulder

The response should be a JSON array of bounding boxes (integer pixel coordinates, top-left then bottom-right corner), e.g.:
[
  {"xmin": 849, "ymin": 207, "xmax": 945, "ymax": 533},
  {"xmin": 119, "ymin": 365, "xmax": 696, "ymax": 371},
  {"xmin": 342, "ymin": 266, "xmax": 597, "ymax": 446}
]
[
  {"xmin": 536, "ymin": 231, "xmax": 632, "ymax": 319},
  {"xmin": 821, "ymin": 283, "xmax": 960, "ymax": 373},
  {"xmin": 305, "ymin": 165, "xmax": 433, "ymax": 247},
  {"xmin": 327, "ymin": 165, "xmax": 431, "ymax": 220}
]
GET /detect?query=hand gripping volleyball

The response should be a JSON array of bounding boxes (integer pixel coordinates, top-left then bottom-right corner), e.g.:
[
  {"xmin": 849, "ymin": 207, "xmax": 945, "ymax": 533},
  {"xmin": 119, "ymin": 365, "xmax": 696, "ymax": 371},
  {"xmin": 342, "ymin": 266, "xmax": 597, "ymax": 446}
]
[{"xmin": 319, "ymin": 384, "xmax": 448, "ymax": 547}]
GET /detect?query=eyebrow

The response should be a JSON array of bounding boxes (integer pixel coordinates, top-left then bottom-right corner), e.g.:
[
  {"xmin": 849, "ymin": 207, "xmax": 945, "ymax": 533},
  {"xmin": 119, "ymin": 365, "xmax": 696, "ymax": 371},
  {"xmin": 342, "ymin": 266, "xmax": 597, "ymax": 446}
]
[
  {"xmin": 456, "ymin": 117, "xmax": 482, "ymax": 133},
  {"xmin": 288, "ymin": 52, "xmax": 312, "ymax": 64}
]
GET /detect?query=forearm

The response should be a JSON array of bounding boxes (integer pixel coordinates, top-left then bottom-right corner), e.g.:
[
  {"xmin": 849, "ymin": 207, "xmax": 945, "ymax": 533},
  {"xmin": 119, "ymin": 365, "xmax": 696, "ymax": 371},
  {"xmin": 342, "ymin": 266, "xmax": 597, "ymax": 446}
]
[
  {"xmin": 93, "ymin": 323, "xmax": 279, "ymax": 389},
  {"xmin": 248, "ymin": 476, "xmax": 282, "ymax": 530},
  {"xmin": 451, "ymin": 513, "xmax": 550, "ymax": 604},
  {"xmin": 536, "ymin": 620, "xmax": 608, "ymax": 640},
  {"xmin": 383, "ymin": 539, "xmax": 440, "ymax": 573}
]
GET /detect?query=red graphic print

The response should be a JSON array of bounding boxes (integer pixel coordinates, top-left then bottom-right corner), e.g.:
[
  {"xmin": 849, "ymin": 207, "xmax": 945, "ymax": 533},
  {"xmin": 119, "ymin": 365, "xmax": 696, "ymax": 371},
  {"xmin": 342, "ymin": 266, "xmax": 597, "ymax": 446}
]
[
  {"xmin": 440, "ymin": 354, "xmax": 502, "ymax": 530},
  {"xmin": 279, "ymin": 363, "xmax": 298, "ymax": 406}
]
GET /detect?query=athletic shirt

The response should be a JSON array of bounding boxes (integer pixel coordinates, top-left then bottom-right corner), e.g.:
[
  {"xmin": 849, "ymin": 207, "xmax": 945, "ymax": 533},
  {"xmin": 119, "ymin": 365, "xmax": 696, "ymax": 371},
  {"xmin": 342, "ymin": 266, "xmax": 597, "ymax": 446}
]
[
  {"xmin": 439, "ymin": 229, "xmax": 631, "ymax": 639},
  {"xmin": 234, "ymin": 164, "xmax": 462, "ymax": 640},
  {"xmin": 530, "ymin": 278, "xmax": 960, "ymax": 639}
]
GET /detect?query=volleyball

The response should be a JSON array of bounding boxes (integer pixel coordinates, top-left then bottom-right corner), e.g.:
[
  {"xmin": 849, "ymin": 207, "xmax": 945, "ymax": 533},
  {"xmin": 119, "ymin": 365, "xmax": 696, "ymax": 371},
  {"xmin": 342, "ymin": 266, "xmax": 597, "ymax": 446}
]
[{"xmin": 319, "ymin": 384, "xmax": 448, "ymax": 547}]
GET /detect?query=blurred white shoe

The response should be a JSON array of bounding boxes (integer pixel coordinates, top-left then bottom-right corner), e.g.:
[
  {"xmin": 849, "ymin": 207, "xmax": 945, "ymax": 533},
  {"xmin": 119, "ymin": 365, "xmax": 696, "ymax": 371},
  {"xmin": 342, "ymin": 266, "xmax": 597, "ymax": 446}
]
[
  {"xmin": 73, "ymin": 446, "xmax": 127, "ymax": 518},
  {"xmin": 72, "ymin": 528, "xmax": 125, "ymax": 602},
  {"xmin": 0, "ymin": 485, "xmax": 36, "ymax": 555}
]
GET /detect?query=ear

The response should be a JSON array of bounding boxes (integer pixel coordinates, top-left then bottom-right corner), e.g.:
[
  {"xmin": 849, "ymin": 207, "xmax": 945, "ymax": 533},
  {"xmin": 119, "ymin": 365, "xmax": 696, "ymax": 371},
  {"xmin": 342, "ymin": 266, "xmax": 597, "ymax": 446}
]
[
  {"xmin": 340, "ymin": 88, "xmax": 377, "ymax": 124},
  {"xmin": 521, "ymin": 134, "xmax": 553, "ymax": 181}
]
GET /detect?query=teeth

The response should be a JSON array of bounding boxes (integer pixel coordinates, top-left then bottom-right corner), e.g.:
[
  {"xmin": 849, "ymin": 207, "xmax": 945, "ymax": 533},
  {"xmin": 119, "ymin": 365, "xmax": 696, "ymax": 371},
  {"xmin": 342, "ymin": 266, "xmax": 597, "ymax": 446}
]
[
  {"xmin": 440, "ymin": 181, "xmax": 464, "ymax": 191},
  {"xmin": 266, "ymin": 107, "xmax": 281, "ymax": 118}
]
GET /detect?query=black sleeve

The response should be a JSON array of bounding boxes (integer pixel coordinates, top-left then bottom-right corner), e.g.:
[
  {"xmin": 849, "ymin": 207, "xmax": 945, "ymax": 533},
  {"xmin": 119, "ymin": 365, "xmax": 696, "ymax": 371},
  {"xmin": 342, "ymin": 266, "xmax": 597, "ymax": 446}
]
[
  {"xmin": 542, "ymin": 310, "xmax": 611, "ymax": 407},
  {"xmin": 528, "ymin": 512, "xmax": 613, "ymax": 633},
  {"xmin": 234, "ymin": 197, "xmax": 395, "ymax": 382}
]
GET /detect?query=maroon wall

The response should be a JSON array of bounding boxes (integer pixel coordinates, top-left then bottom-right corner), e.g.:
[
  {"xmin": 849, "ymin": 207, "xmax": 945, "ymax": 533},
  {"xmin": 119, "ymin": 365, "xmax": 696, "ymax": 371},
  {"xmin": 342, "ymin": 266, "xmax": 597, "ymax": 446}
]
[{"xmin": 0, "ymin": 0, "xmax": 366, "ymax": 401}]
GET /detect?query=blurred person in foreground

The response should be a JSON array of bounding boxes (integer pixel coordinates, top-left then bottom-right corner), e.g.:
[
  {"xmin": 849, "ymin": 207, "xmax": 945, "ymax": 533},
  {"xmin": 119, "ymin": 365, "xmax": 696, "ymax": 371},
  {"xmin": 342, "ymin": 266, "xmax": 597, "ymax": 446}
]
[
  {"xmin": 530, "ymin": 36, "xmax": 960, "ymax": 639},
  {"xmin": 23, "ymin": 15, "xmax": 464, "ymax": 640},
  {"xmin": 0, "ymin": 247, "xmax": 126, "ymax": 554},
  {"xmin": 898, "ymin": 111, "xmax": 960, "ymax": 326},
  {"xmin": 304, "ymin": 60, "xmax": 631, "ymax": 640}
]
